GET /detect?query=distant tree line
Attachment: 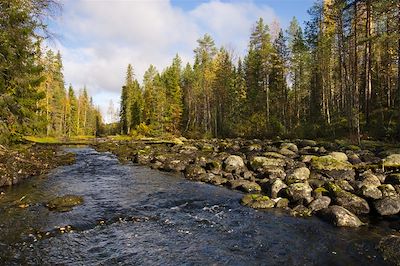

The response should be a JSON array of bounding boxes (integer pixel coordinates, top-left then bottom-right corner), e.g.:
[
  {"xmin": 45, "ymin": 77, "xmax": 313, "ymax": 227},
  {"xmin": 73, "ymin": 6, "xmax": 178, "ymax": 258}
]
[
  {"xmin": 0, "ymin": 0, "xmax": 102, "ymax": 144},
  {"xmin": 120, "ymin": 0, "xmax": 400, "ymax": 142}
]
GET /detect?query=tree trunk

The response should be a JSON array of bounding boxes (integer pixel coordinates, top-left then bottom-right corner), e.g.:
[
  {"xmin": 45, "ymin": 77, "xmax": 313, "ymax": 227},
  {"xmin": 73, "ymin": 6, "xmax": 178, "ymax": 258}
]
[
  {"xmin": 364, "ymin": 0, "xmax": 372, "ymax": 127},
  {"xmin": 353, "ymin": 2, "xmax": 361, "ymax": 144}
]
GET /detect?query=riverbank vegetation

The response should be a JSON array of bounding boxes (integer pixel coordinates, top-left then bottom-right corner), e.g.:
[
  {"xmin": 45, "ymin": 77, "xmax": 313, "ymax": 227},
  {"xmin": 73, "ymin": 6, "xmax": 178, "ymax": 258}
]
[
  {"xmin": 0, "ymin": 0, "xmax": 102, "ymax": 145},
  {"xmin": 118, "ymin": 0, "xmax": 400, "ymax": 143}
]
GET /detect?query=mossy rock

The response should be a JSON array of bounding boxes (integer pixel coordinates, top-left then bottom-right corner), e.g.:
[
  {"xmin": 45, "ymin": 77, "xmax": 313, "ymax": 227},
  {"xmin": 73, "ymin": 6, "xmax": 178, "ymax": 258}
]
[
  {"xmin": 249, "ymin": 156, "xmax": 286, "ymax": 171},
  {"xmin": 46, "ymin": 195, "xmax": 84, "ymax": 212},
  {"xmin": 325, "ymin": 182, "xmax": 370, "ymax": 214},
  {"xmin": 347, "ymin": 145, "xmax": 361, "ymax": 151},
  {"xmin": 263, "ymin": 152, "xmax": 286, "ymax": 159},
  {"xmin": 383, "ymin": 154, "xmax": 400, "ymax": 168},
  {"xmin": 240, "ymin": 194, "xmax": 275, "ymax": 209},
  {"xmin": 310, "ymin": 155, "xmax": 353, "ymax": 171}
]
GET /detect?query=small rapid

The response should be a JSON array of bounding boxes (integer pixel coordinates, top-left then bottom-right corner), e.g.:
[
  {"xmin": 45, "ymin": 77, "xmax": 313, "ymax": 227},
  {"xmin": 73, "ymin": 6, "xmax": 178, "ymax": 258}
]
[{"xmin": 0, "ymin": 147, "xmax": 393, "ymax": 265}]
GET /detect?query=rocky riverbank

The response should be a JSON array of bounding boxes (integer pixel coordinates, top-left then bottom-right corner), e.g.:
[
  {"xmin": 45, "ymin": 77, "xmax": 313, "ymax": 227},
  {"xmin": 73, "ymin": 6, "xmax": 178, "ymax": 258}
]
[
  {"xmin": 0, "ymin": 144, "xmax": 76, "ymax": 188},
  {"xmin": 93, "ymin": 138, "xmax": 400, "ymax": 264},
  {"xmin": 92, "ymin": 138, "xmax": 400, "ymax": 225}
]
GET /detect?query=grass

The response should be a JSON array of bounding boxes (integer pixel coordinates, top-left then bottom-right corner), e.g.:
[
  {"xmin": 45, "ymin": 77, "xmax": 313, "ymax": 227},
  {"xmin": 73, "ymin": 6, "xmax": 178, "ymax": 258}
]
[
  {"xmin": 24, "ymin": 135, "xmax": 95, "ymax": 144},
  {"xmin": 106, "ymin": 135, "xmax": 133, "ymax": 141},
  {"xmin": 24, "ymin": 136, "xmax": 61, "ymax": 144}
]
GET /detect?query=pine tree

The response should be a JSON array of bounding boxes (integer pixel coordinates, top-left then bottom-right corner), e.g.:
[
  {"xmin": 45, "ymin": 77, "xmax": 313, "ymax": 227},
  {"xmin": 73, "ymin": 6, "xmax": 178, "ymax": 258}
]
[
  {"xmin": 120, "ymin": 64, "xmax": 135, "ymax": 134},
  {"xmin": 162, "ymin": 54, "xmax": 183, "ymax": 134},
  {"xmin": 245, "ymin": 18, "xmax": 273, "ymax": 136}
]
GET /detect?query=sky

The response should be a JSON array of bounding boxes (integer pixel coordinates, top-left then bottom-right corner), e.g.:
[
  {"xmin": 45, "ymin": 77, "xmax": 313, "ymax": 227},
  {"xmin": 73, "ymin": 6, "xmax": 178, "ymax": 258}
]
[{"xmin": 48, "ymin": 0, "xmax": 315, "ymax": 123}]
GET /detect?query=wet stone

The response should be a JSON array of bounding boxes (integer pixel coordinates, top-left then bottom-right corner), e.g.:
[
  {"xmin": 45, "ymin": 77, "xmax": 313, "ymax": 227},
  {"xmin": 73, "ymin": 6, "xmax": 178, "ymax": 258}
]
[{"xmin": 46, "ymin": 195, "xmax": 84, "ymax": 212}]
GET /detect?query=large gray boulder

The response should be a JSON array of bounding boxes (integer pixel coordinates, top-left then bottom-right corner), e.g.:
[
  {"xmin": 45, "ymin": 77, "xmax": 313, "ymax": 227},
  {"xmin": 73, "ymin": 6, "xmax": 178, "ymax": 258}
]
[
  {"xmin": 229, "ymin": 180, "xmax": 261, "ymax": 193},
  {"xmin": 286, "ymin": 167, "xmax": 310, "ymax": 184},
  {"xmin": 311, "ymin": 155, "xmax": 355, "ymax": 181},
  {"xmin": 326, "ymin": 182, "xmax": 370, "ymax": 214},
  {"xmin": 184, "ymin": 164, "xmax": 206, "ymax": 180},
  {"xmin": 359, "ymin": 185, "xmax": 382, "ymax": 200},
  {"xmin": 241, "ymin": 194, "xmax": 275, "ymax": 209},
  {"xmin": 328, "ymin": 152, "xmax": 348, "ymax": 162},
  {"xmin": 373, "ymin": 196, "xmax": 400, "ymax": 216},
  {"xmin": 287, "ymin": 182, "xmax": 313, "ymax": 202},
  {"xmin": 249, "ymin": 156, "xmax": 286, "ymax": 172},
  {"xmin": 378, "ymin": 184, "xmax": 397, "ymax": 198},
  {"xmin": 268, "ymin": 178, "xmax": 288, "ymax": 198},
  {"xmin": 319, "ymin": 205, "xmax": 363, "ymax": 227},
  {"xmin": 224, "ymin": 155, "xmax": 245, "ymax": 172},
  {"xmin": 309, "ymin": 196, "xmax": 331, "ymax": 212}
]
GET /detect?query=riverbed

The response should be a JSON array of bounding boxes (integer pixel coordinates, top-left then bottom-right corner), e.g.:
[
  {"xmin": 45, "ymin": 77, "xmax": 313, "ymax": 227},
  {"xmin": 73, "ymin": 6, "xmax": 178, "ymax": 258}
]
[{"xmin": 0, "ymin": 147, "xmax": 394, "ymax": 265}]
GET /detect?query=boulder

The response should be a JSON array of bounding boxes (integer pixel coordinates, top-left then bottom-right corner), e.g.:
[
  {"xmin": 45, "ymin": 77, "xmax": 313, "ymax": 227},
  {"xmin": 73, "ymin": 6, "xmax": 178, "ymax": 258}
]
[
  {"xmin": 205, "ymin": 160, "xmax": 222, "ymax": 174},
  {"xmin": 335, "ymin": 180, "xmax": 354, "ymax": 192},
  {"xmin": 268, "ymin": 178, "xmax": 288, "ymax": 198},
  {"xmin": 383, "ymin": 154, "xmax": 400, "ymax": 168},
  {"xmin": 328, "ymin": 152, "xmax": 348, "ymax": 162},
  {"xmin": 373, "ymin": 196, "xmax": 400, "ymax": 216},
  {"xmin": 200, "ymin": 143, "xmax": 215, "ymax": 152},
  {"xmin": 179, "ymin": 145, "xmax": 198, "ymax": 155},
  {"xmin": 263, "ymin": 152, "xmax": 286, "ymax": 159},
  {"xmin": 261, "ymin": 166, "xmax": 286, "ymax": 179},
  {"xmin": 133, "ymin": 150, "xmax": 153, "ymax": 165},
  {"xmin": 279, "ymin": 148, "xmax": 297, "ymax": 158},
  {"xmin": 359, "ymin": 185, "xmax": 382, "ymax": 200},
  {"xmin": 275, "ymin": 198, "xmax": 290, "ymax": 208},
  {"xmin": 249, "ymin": 156, "xmax": 286, "ymax": 172},
  {"xmin": 378, "ymin": 184, "xmax": 397, "ymax": 198},
  {"xmin": 209, "ymin": 175, "xmax": 228, "ymax": 186},
  {"xmin": 378, "ymin": 235, "xmax": 400, "ymax": 266},
  {"xmin": 164, "ymin": 159, "xmax": 186, "ymax": 172},
  {"xmin": 280, "ymin": 142, "xmax": 298, "ymax": 153},
  {"xmin": 46, "ymin": 195, "xmax": 84, "ymax": 212},
  {"xmin": 319, "ymin": 205, "xmax": 363, "ymax": 227},
  {"xmin": 286, "ymin": 182, "xmax": 313, "ymax": 202},
  {"xmin": 241, "ymin": 194, "xmax": 275, "ymax": 209},
  {"xmin": 184, "ymin": 164, "xmax": 206, "ymax": 180},
  {"xmin": 286, "ymin": 167, "xmax": 310, "ymax": 184},
  {"xmin": 348, "ymin": 154, "xmax": 362, "ymax": 165},
  {"xmin": 358, "ymin": 171, "xmax": 382, "ymax": 187},
  {"xmin": 246, "ymin": 143, "xmax": 263, "ymax": 152},
  {"xmin": 229, "ymin": 180, "xmax": 261, "ymax": 193},
  {"xmin": 291, "ymin": 205, "xmax": 312, "ymax": 217},
  {"xmin": 326, "ymin": 182, "xmax": 370, "ymax": 214},
  {"xmin": 309, "ymin": 196, "xmax": 331, "ymax": 212},
  {"xmin": 299, "ymin": 139, "xmax": 317, "ymax": 147},
  {"xmin": 311, "ymin": 155, "xmax": 353, "ymax": 171},
  {"xmin": 310, "ymin": 155, "xmax": 355, "ymax": 181},
  {"xmin": 224, "ymin": 155, "xmax": 245, "ymax": 173},
  {"xmin": 313, "ymin": 187, "xmax": 329, "ymax": 198}
]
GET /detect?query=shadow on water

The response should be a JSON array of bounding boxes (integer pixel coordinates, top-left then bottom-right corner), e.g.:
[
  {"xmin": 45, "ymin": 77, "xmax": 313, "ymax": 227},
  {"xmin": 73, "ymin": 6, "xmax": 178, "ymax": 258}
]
[{"xmin": 0, "ymin": 147, "xmax": 395, "ymax": 265}]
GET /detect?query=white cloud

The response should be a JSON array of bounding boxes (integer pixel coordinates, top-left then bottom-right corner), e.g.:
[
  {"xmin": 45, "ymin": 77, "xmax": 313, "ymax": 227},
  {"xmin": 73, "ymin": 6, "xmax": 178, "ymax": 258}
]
[{"xmin": 51, "ymin": 0, "xmax": 279, "ymax": 122}]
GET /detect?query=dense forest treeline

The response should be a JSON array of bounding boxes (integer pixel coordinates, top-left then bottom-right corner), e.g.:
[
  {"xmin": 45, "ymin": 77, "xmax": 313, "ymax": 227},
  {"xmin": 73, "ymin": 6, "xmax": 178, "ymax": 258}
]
[
  {"xmin": 0, "ymin": 0, "xmax": 102, "ymax": 144},
  {"xmin": 1, "ymin": 0, "xmax": 400, "ymax": 144},
  {"xmin": 119, "ymin": 0, "xmax": 400, "ymax": 142}
]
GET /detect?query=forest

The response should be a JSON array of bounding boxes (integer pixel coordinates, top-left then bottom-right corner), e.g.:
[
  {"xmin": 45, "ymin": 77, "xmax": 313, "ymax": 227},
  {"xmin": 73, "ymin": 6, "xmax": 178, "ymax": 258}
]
[
  {"xmin": 1, "ymin": 0, "xmax": 400, "ymax": 144},
  {"xmin": 118, "ymin": 0, "xmax": 400, "ymax": 143},
  {"xmin": 0, "ymin": 0, "xmax": 101, "ymax": 144}
]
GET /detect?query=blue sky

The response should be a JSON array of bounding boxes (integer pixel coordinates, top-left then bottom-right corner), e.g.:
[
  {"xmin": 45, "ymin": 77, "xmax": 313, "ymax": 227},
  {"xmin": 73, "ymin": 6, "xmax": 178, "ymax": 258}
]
[{"xmin": 49, "ymin": 0, "xmax": 315, "ymax": 123}]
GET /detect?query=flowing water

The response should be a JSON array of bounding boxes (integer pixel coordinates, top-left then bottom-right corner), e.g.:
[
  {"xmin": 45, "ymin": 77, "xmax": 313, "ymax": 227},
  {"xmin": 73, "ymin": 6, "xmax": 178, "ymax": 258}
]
[{"xmin": 0, "ymin": 147, "xmax": 396, "ymax": 265}]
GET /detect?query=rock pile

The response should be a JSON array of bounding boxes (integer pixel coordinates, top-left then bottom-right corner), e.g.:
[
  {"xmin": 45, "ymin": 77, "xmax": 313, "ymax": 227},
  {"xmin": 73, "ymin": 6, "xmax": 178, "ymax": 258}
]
[{"xmin": 93, "ymin": 138, "xmax": 400, "ymax": 228}]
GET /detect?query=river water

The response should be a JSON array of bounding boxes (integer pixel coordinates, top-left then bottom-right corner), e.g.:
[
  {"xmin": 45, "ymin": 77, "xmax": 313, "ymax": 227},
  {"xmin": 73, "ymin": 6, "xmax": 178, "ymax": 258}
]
[{"xmin": 0, "ymin": 147, "xmax": 395, "ymax": 265}]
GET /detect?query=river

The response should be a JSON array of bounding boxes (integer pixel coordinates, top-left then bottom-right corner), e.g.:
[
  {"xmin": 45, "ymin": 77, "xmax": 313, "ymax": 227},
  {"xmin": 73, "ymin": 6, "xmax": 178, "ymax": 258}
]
[{"xmin": 0, "ymin": 147, "xmax": 394, "ymax": 265}]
